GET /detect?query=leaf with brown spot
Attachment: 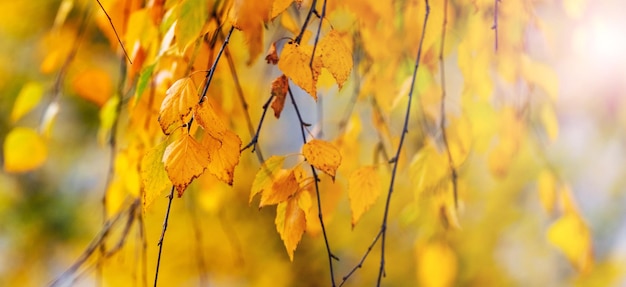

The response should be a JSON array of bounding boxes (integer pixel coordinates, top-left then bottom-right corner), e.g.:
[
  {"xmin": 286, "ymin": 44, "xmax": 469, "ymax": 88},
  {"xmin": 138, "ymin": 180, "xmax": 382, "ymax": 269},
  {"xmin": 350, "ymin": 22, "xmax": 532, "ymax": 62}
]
[{"xmin": 302, "ymin": 139, "xmax": 342, "ymax": 180}]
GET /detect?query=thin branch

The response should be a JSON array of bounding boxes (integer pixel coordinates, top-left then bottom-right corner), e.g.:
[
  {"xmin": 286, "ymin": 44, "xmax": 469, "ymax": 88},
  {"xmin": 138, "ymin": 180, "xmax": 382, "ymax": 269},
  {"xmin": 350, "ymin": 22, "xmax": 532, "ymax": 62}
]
[
  {"xmin": 240, "ymin": 94, "xmax": 275, "ymax": 153},
  {"xmin": 377, "ymin": 1, "xmax": 430, "ymax": 285},
  {"xmin": 338, "ymin": 230, "xmax": 383, "ymax": 287},
  {"xmin": 492, "ymin": 0, "xmax": 500, "ymax": 51},
  {"xmin": 438, "ymin": 0, "xmax": 458, "ymax": 209},
  {"xmin": 295, "ymin": 0, "xmax": 318, "ymax": 44},
  {"xmin": 288, "ymin": 87, "xmax": 338, "ymax": 287},
  {"xmin": 309, "ymin": 0, "xmax": 327, "ymax": 69},
  {"xmin": 95, "ymin": 0, "xmax": 133, "ymax": 64},
  {"xmin": 153, "ymin": 186, "xmax": 175, "ymax": 287}
]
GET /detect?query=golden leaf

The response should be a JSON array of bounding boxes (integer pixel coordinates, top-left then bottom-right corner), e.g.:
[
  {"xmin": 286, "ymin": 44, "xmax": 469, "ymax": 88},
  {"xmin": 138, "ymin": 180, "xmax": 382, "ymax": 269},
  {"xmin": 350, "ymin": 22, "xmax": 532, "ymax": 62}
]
[
  {"xmin": 446, "ymin": 116, "xmax": 472, "ymax": 168},
  {"xmin": 541, "ymin": 104, "xmax": 559, "ymax": 142},
  {"xmin": 3, "ymin": 127, "xmax": 47, "ymax": 173},
  {"xmin": 547, "ymin": 212, "xmax": 593, "ymax": 272},
  {"xmin": 195, "ymin": 101, "xmax": 242, "ymax": 185},
  {"xmin": 278, "ymin": 42, "xmax": 322, "ymax": 100},
  {"xmin": 302, "ymin": 139, "xmax": 342, "ymax": 180},
  {"xmin": 141, "ymin": 140, "xmax": 172, "ymax": 212},
  {"xmin": 259, "ymin": 168, "xmax": 299, "ymax": 207},
  {"xmin": 416, "ymin": 241, "xmax": 457, "ymax": 287},
  {"xmin": 11, "ymin": 81, "xmax": 44, "ymax": 123},
  {"xmin": 270, "ymin": 74, "xmax": 289, "ymax": 118},
  {"xmin": 318, "ymin": 30, "xmax": 353, "ymax": 88},
  {"xmin": 537, "ymin": 169, "xmax": 557, "ymax": 214},
  {"xmin": 250, "ymin": 155, "xmax": 286, "ymax": 203},
  {"xmin": 348, "ymin": 166, "xmax": 381, "ymax": 227},
  {"xmin": 229, "ymin": 0, "xmax": 272, "ymax": 64},
  {"xmin": 163, "ymin": 134, "xmax": 210, "ymax": 196},
  {"xmin": 72, "ymin": 68, "xmax": 113, "ymax": 106},
  {"xmin": 270, "ymin": 0, "xmax": 294, "ymax": 19},
  {"xmin": 410, "ymin": 141, "xmax": 449, "ymax": 192},
  {"xmin": 158, "ymin": 77, "xmax": 197, "ymax": 135},
  {"xmin": 275, "ymin": 191, "xmax": 308, "ymax": 261}
]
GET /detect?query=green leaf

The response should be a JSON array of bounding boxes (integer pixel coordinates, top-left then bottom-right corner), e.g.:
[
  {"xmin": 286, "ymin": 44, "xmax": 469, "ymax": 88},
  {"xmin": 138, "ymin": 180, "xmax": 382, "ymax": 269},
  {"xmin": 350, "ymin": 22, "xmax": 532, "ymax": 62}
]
[
  {"xmin": 135, "ymin": 63, "xmax": 155, "ymax": 101},
  {"xmin": 177, "ymin": 0, "xmax": 206, "ymax": 51}
]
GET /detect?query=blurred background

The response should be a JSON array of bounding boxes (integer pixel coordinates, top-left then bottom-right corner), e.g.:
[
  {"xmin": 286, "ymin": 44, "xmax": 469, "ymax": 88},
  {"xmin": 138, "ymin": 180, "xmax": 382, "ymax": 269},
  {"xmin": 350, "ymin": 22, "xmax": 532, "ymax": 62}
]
[{"xmin": 1, "ymin": 0, "xmax": 625, "ymax": 286}]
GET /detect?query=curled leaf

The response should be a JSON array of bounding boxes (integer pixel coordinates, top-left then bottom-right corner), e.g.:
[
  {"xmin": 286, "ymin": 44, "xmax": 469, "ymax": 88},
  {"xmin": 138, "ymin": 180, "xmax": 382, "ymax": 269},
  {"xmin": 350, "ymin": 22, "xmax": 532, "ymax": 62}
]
[
  {"xmin": 265, "ymin": 42, "xmax": 279, "ymax": 65},
  {"xmin": 270, "ymin": 74, "xmax": 289, "ymax": 118},
  {"xmin": 158, "ymin": 77, "xmax": 197, "ymax": 135},
  {"xmin": 302, "ymin": 139, "xmax": 342, "ymax": 180}
]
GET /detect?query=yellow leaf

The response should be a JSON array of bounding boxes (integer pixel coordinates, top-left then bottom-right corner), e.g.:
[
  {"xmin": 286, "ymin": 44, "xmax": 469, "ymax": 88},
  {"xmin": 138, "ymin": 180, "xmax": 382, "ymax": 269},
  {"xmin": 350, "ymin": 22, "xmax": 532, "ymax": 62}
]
[
  {"xmin": 541, "ymin": 104, "xmax": 559, "ymax": 142},
  {"xmin": 445, "ymin": 116, "xmax": 472, "ymax": 168},
  {"xmin": 260, "ymin": 168, "xmax": 299, "ymax": 207},
  {"xmin": 163, "ymin": 134, "xmax": 210, "ymax": 196},
  {"xmin": 158, "ymin": 77, "xmax": 197, "ymax": 135},
  {"xmin": 275, "ymin": 191, "xmax": 307, "ymax": 261},
  {"xmin": 302, "ymin": 139, "xmax": 342, "ymax": 180},
  {"xmin": 195, "ymin": 101, "xmax": 242, "ymax": 185},
  {"xmin": 270, "ymin": 0, "xmax": 293, "ymax": 19},
  {"xmin": 537, "ymin": 169, "xmax": 557, "ymax": 214},
  {"xmin": 547, "ymin": 212, "xmax": 593, "ymax": 272},
  {"xmin": 278, "ymin": 42, "xmax": 322, "ymax": 100},
  {"xmin": 318, "ymin": 30, "xmax": 353, "ymax": 88},
  {"xmin": 11, "ymin": 81, "xmax": 44, "ymax": 123},
  {"xmin": 98, "ymin": 95, "xmax": 120, "ymax": 146},
  {"xmin": 3, "ymin": 127, "xmax": 47, "ymax": 173},
  {"xmin": 141, "ymin": 140, "xmax": 172, "ymax": 212},
  {"xmin": 348, "ymin": 166, "xmax": 381, "ymax": 227},
  {"xmin": 251, "ymin": 155, "xmax": 286, "ymax": 203},
  {"xmin": 229, "ymin": 0, "xmax": 272, "ymax": 64},
  {"xmin": 72, "ymin": 68, "xmax": 113, "ymax": 106},
  {"xmin": 416, "ymin": 241, "xmax": 457, "ymax": 287},
  {"xmin": 270, "ymin": 74, "xmax": 289, "ymax": 118},
  {"xmin": 410, "ymin": 141, "xmax": 449, "ymax": 192}
]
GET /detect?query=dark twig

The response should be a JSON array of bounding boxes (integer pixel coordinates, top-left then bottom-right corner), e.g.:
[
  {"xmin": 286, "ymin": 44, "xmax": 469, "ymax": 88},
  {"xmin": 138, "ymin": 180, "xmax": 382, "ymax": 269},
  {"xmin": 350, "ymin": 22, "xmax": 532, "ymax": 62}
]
[
  {"xmin": 154, "ymin": 25, "xmax": 235, "ymax": 287},
  {"xmin": 295, "ymin": 0, "xmax": 318, "ymax": 44},
  {"xmin": 438, "ymin": 0, "xmax": 458, "ymax": 209},
  {"xmin": 339, "ymin": 230, "xmax": 383, "ymax": 286},
  {"xmin": 309, "ymin": 0, "xmax": 327, "ymax": 69},
  {"xmin": 240, "ymin": 94, "xmax": 274, "ymax": 153},
  {"xmin": 492, "ymin": 0, "xmax": 500, "ymax": 51},
  {"xmin": 288, "ymin": 87, "xmax": 338, "ymax": 286},
  {"xmin": 377, "ymin": 1, "xmax": 430, "ymax": 285},
  {"xmin": 95, "ymin": 0, "xmax": 133, "ymax": 64}
]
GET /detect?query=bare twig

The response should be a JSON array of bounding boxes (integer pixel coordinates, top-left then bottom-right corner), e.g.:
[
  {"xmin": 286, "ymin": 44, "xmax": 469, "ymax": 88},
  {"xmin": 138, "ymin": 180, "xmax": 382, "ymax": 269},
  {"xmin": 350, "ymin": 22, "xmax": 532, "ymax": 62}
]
[
  {"xmin": 154, "ymin": 186, "xmax": 175, "ymax": 286},
  {"xmin": 288, "ymin": 87, "xmax": 338, "ymax": 286},
  {"xmin": 295, "ymin": 0, "xmax": 318, "ymax": 44},
  {"xmin": 95, "ymin": 0, "xmax": 133, "ymax": 64},
  {"xmin": 492, "ymin": 0, "xmax": 500, "ymax": 51},
  {"xmin": 309, "ymin": 0, "xmax": 327, "ymax": 69},
  {"xmin": 240, "ymin": 94, "xmax": 275, "ymax": 153},
  {"xmin": 338, "ymin": 230, "xmax": 383, "ymax": 286},
  {"xmin": 376, "ymin": 1, "xmax": 430, "ymax": 285}
]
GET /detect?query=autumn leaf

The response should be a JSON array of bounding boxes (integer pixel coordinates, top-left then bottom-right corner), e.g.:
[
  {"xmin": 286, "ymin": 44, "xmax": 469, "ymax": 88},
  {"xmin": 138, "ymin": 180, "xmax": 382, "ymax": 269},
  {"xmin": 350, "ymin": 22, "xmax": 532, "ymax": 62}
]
[
  {"xmin": 195, "ymin": 101, "xmax": 242, "ymax": 185},
  {"xmin": 270, "ymin": 74, "xmax": 289, "ymax": 118},
  {"xmin": 270, "ymin": 0, "xmax": 295, "ymax": 19},
  {"xmin": 176, "ymin": 0, "xmax": 207, "ymax": 51},
  {"xmin": 11, "ymin": 81, "xmax": 44, "ymax": 123},
  {"xmin": 3, "ymin": 127, "xmax": 48, "ymax": 173},
  {"xmin": 537, "ymin": 169, "xmax": 557, "ymax": 214},
  {"xmin": 72, "ymin": 68, "xmax": 113, "ymax": 106},
  {"xmin": 163, "ymin": 134, "xmax": 210, "ymax": 196},
  {"xmin": 275, "ymin": 191, "xmax": 310, "ymax": 261},
  {"xmin": 229, "ymin": 0, "xmax": 272, "ymax": 63},
  {"xmin": 302, "ymin": 139, "xmax": 342, "ymax": 180},
  {"xmin": 318, "ymin": 30, "xmax": 353, "ymax": 88},
  {"xmin": 158, "ymin": 77, "xmax": 197, "ymax": 135},
  {"xmin": 265, "ymin": 42, "xmax": 279, "ymax": 64},
  {"xmin": 250, "ymin": 155, "xmax": 286, "ymax": 203},
  {"xmin": 547, "ymin": 212, "xmax": 593, "ymax": 272},
  {"xmin": 348, "ymin": 166, "xmax": 381, "ymax": 227},
  {"xmin": 259, "ymin": 168, "xmax": 299, "ymax": 207},
  {"xmin": 141, "ymin": 140, "xmax": 172, "ymax": 212},
  {"xmin": 98, "ymin": 95, "xmax": 120, "ymax": 146},
  {"xmin": 278, "ymin": 41, "xmax": 322, "ymax": 100},
  {"xmin": 446, "ymin": 116, "xmax": 472, "ymax": 168}
]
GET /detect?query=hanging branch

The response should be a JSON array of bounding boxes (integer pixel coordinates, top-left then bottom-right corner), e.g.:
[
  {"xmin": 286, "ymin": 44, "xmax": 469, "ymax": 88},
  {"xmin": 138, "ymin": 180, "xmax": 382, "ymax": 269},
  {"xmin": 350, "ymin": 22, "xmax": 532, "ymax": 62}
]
[
  {"xmin": 492, "ymin": 0, "xmax": 500, "ymax": 51},
  {"xmin": 288, "ymin": 86, "xmax": 338, "ymax": 286},
  {"xmin": 95, "ymin": 0, "xmax": 133, "ymax": 64},
  {"xmin": 309, "ymin": 0, "xmax": 327, "ymax": 68},
  {"xmin": 240, "ymin": 94, "xmax": 275, "ymax": 153},
  {"xmin": 295, "ymin": 0, "xmax": 318, "ymax": 44},
  {"xmin": 438, "ymin": 0, "xmax": 458, "ymax": 209},
  {"xmin": 153, "ymin": 25, "xmax": 236, "ymax": 287},
  {"xmin": 376, "ymin": 0, "xmax": 430, "ymax": 285}
]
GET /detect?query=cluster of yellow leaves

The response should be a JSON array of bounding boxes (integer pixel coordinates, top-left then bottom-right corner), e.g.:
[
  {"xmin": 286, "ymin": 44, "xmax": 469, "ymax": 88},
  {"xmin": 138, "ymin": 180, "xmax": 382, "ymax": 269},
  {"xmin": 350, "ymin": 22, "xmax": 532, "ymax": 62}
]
[
  {"xmin": 141, "ymin": 77, "xmax": 242, "ymax": 205},
  {"xmin": 276, "ymin": 30, "xmax": 353, "ymax": 100},
  {"xmin": 539, "ymin": 170, "xmax": 593, "ymax": 272},
  {"xmin": 249, "ymin": 139, "xmax": 341, "ymax": 260}
]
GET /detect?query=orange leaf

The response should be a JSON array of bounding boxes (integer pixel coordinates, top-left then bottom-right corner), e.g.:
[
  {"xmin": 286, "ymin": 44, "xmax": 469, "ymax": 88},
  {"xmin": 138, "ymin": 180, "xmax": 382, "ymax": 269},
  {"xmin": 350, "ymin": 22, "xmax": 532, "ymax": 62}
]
[
  {"xmin": 163, "ymin": 134, "xmax": 210, "ymax": 196},
  {"xmin": 265, "ymin": 42, "xmax": 279, "ymax": 64},
  {"xmin": 250, "ymin": 155, "xmax": 286, "ymax": 203},
  {"xmin": 302, "ymin": 139, "xmax": 342, "ymax": 180},
  {"xmin": 195, "ymin": 101, "xmax": 242, "ymax": 185},
  {"xmin": 348, "ymin": 166, "xmax": 381, "ymax": 227},
  {"xmin": 158, "ymin": 78, "xmax": 197, "ymax": 135},
  {"xmin": 278, "ymin": 42, "xmax": 322, "ymax": 100},
  {"xmin": 270, "ymin": 74, "xmax": 289, "ymax": 118},
  {"xmin": 318, "ymin": 30, "xmax": 353, "ymax": 88},
  {"xmin": 72, "ymin": 68, "xmax": 113, "ymax": 106},
  {"xmin": 275, "ymin": 191, "xmax": 309, "ymax": 261},
  {"xmin": 260, "ymin": 168, "xmax": 299, "ymax": 207},
  {"xmin": 3, "ymin": 127, "xmax": 47, "ymax": 173},
  {"xmin": 229, "ymin": 0, "xmax": 272, "ymax": 64}
]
